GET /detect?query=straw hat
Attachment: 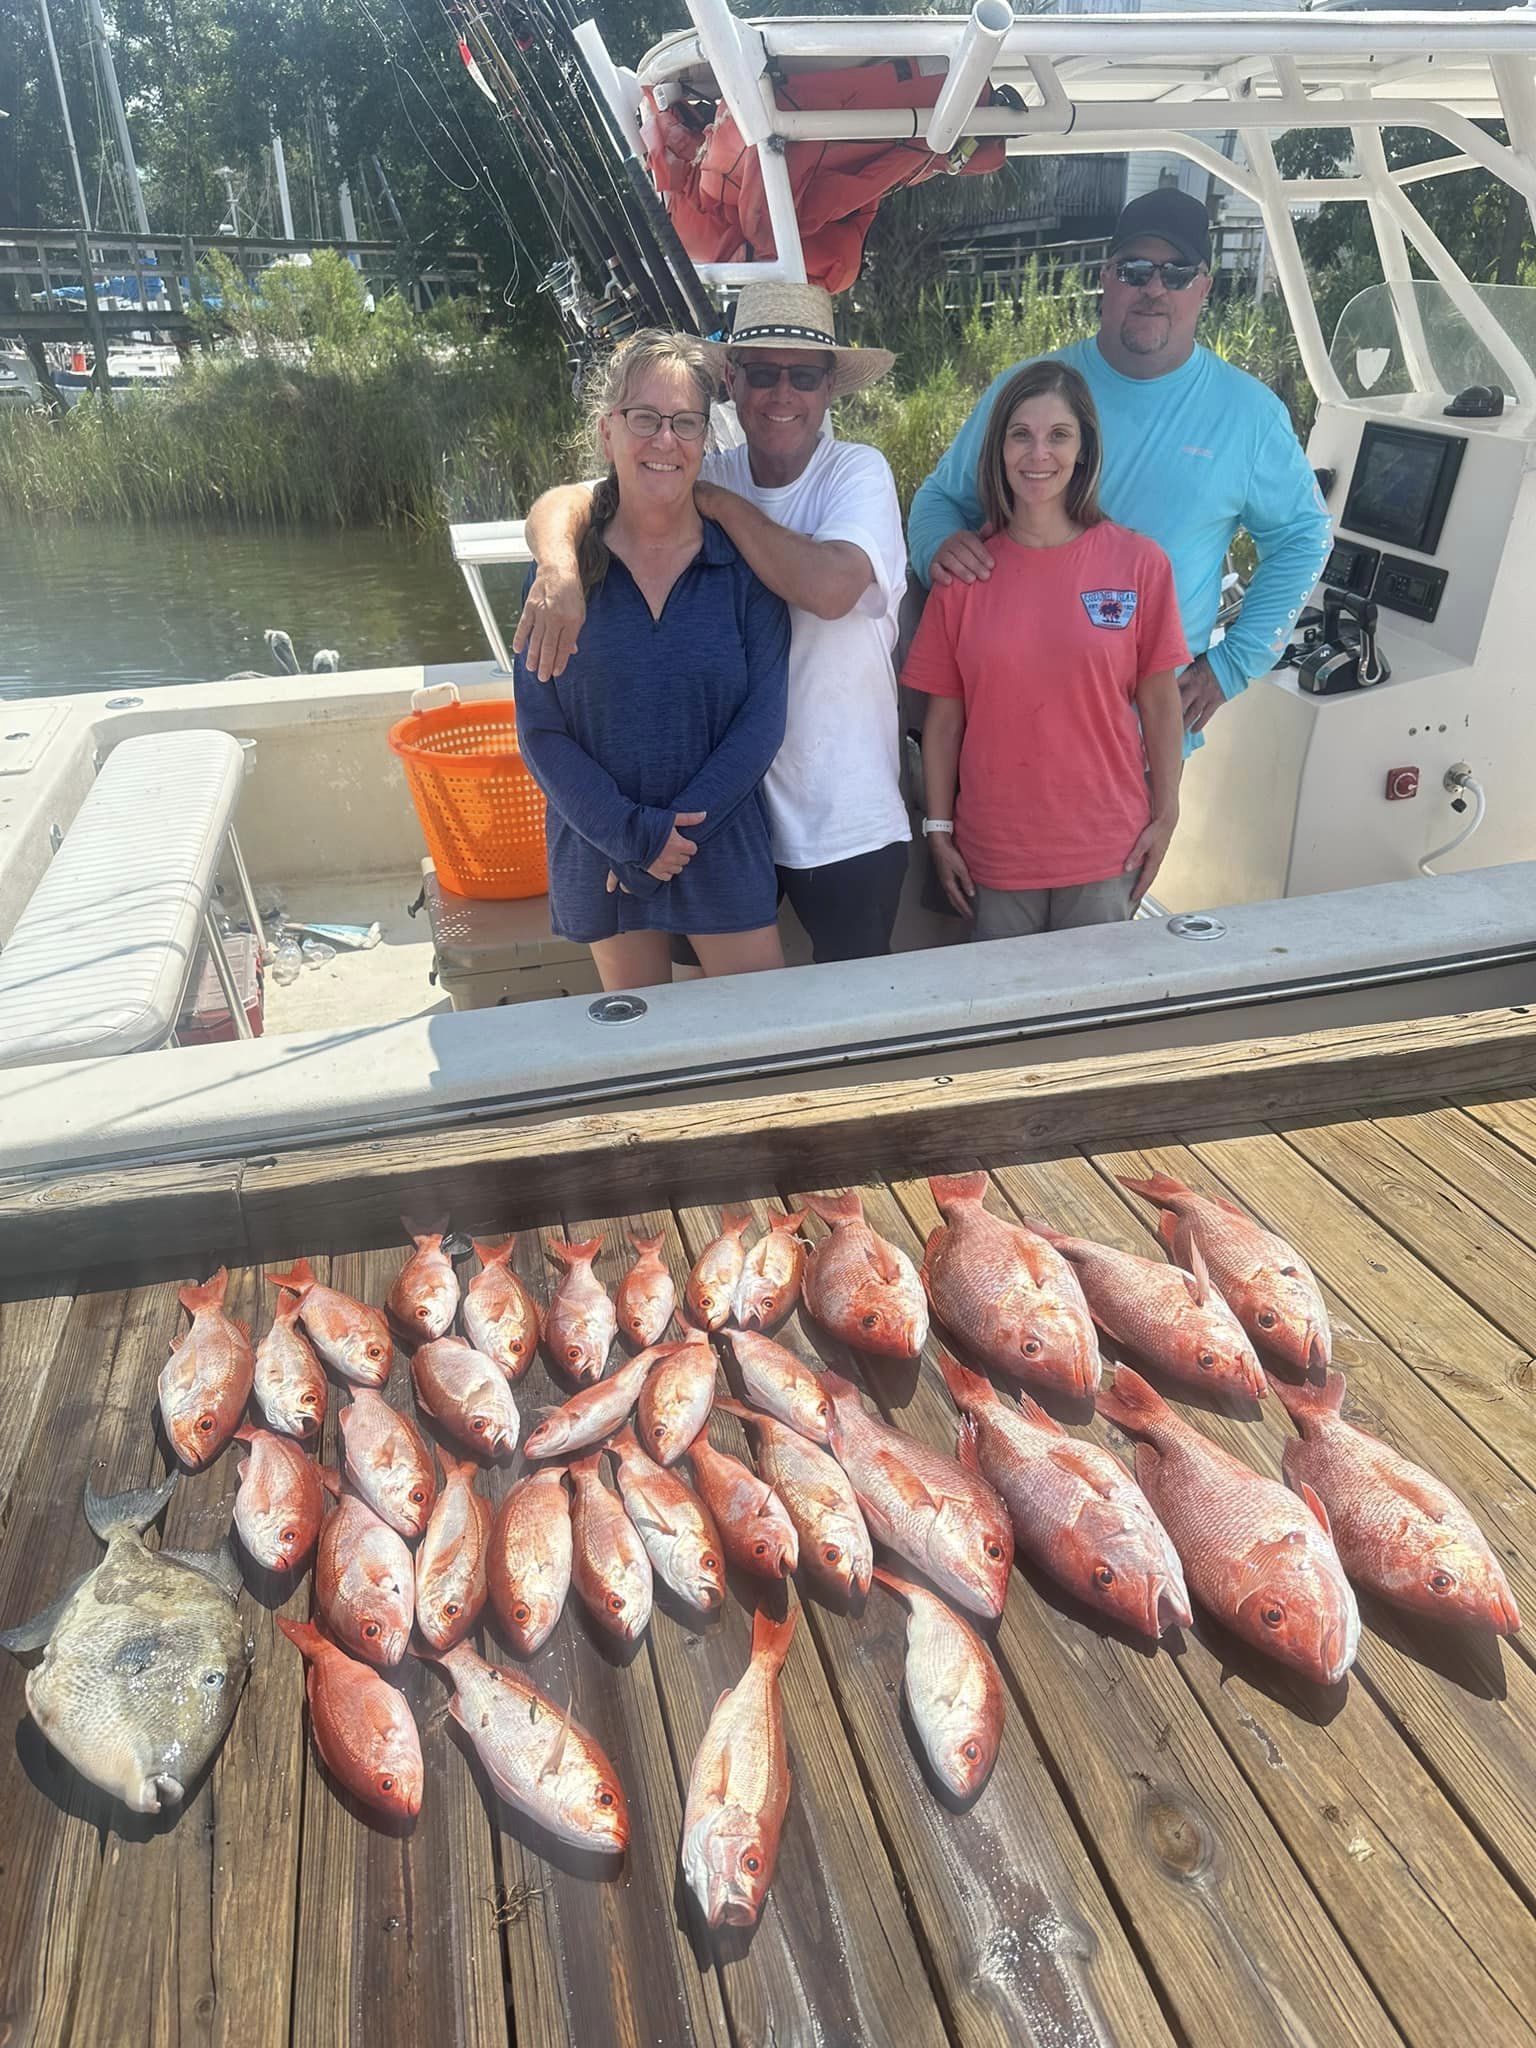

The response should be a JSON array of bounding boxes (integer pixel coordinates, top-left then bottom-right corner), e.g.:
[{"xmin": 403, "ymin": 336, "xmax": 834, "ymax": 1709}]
[{"xmin": 723, "ymin": 281, "xmax": 895, "ymax": 398}]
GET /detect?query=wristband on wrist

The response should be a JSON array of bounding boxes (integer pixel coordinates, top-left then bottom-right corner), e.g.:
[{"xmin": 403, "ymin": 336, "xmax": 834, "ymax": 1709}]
[{"xmin": 922, "ymin": 817, "xmax": 954, "ymax": 836}]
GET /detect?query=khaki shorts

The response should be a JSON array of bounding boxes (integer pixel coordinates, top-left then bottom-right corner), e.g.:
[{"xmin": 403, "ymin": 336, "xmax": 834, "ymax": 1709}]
[{"xmin": 971, "ymin": 872, "xmax": 1135, "ymax": 941}]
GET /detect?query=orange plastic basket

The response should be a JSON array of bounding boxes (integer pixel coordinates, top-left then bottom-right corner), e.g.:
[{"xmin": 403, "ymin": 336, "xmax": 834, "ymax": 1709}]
[{"xmin": 388, "ymin": 684, "xmax": 548, "ymax": 901}]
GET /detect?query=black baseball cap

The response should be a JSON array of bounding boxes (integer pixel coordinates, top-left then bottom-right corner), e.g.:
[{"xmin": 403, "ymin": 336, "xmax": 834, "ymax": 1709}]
[{"xmin": 1109, "ymin": 189, "xmax": 1212, "ymax": 268}]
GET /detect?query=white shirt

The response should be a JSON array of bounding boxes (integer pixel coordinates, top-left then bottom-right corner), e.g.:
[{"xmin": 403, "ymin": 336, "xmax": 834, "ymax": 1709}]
[{"xmin": 702, "ymin": 435, "xmax": 912, "ymax": 870}]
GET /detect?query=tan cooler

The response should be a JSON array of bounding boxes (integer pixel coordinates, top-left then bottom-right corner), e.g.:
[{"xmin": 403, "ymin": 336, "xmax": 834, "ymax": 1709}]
[{"xmin": 420, "ymin": 861, "xmax": 602, "ymax": 1009}]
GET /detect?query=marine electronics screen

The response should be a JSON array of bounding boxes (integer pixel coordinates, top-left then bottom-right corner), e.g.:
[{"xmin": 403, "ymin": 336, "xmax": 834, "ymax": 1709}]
[{"xmin": 1342, "ymin": 422, "xmax": 1466, "ymax": 556}]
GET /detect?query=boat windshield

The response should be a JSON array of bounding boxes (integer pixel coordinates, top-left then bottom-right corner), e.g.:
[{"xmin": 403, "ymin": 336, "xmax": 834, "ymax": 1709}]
[{"xmin": 1329, "ymin": 280, "xmax": 1536, "ymax": 405}]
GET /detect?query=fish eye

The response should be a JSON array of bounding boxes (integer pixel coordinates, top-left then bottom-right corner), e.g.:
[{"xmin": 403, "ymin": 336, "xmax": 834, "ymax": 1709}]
[
  {"xmin": 1256, "ymin": 1309, "xmax": 1279, "ymax": 1330},
  {"xmin": 753, "ymin": 1541, "xmax": 769, "ymax": 1558},
  {"xmin": 652, "ymin": 1424, "xmax": 667, "ymax": 1443},
  {"xmin": 472, "ymin": 1417, "xmax": 489, "ymax": 1434},
  {"xmin": 984, "ymin": 1540, "xmax": 1004, "ymax": 1561},
  {"xmin": 1093, "ymin": 1564, "xmax": 1116, "ymax": 1588},
  {"xmin": 379, "ymin": 1775, "xmax": 395, "ymax": 1793},
  {"xmin": 762, "ymin": 1294, "xmax": 777, "ymax": 1312},
  {"xmin": 598, "ymin": 1788, "xmax": 616, "ymax": 1808},
  {"xmin": 513, "ymin": 1602, "xmax": 531, "ymax": 1624},
  {"xmin": 606, "ymin": 1592, "xmax": 625, "ymax": 1614},
  {"xmin": 416, "ymin": 1307, "xmax": 430, "ymax": 1323},
  {"xmin": 367, "ymin": 1342, "xmax": 387, "ymax": 1361},
  {"xmin": 196, "ymin": 1413, "xmax": 217, "ymax": 1434},
  {"xmin": 363, "ymin": 1622, "xmax": 381, "ymax": 1640},
  {"xmin": 202, "ymin": 1669, "xmax": 225, "ymax": 1687},
  {"xmin": 409, "ymin": 1486, "xmax": 427, "ymax": 1505},
  {"xmin": 301, "ymin": 1391, "xmax": 319, "ymax": 1408},
  {"xmin": 860, "ymin": 1312, "xmax": 880, "ymax": 1331},
  {"xmin": 743, "ymin": 1853, "xmax": 762, "ymax": 1874},
  {"xmin": 822, "ymin": 1544, "xmax": 842, "ymax": 1566},
  {"xmin": 444, "ymin": 1601, "xmax": 461, "ymax": 1618},
  {"xmin": 702, "ymin": 1555, "xmax": 720, "ymax": 1574},
  {"xmin": 1197, "ymin": 1351, "xmax": 1216, "ymax": 1370},
  {"xmin": 566, "ymin": 1346, "xmax": 583, "ymax": 1364},
  {"xmin": 1429, "ymin": 1570, "xmax": 1456, "ymax": 1594},
  {"xmin": 1280, "ymin": 1265, "xmax": 1303, "ymax": 1279},
  {"xmin": 279, "ymin": 1527, "xmax": 298, "ymax": 1547},
  {"xmin": 1260, "ymin": 1601, "xmax": 1285, "ymax": 1628},
  {"xmin": 962, "ymin": 1740, "xmax": 980, "ymax": 1762},
  {"xmin": 1022, "ymin": 1338, "xmax": 1042, "ymax": 1358}
]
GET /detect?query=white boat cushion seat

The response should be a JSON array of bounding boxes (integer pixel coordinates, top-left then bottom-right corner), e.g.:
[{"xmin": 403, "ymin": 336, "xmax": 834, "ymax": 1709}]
[{"xmin": 0, "ymin": 729, "xmax": 246, "ymax": 1066}]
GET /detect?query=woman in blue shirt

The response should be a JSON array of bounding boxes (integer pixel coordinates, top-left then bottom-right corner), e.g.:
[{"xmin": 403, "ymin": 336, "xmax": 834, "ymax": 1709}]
[{"xmin": 514, "ymin": 332, "xmax": 790, "ymax": 992}]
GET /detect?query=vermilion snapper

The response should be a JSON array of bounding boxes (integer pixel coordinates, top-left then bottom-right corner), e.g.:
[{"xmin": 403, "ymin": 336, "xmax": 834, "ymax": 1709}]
[
  {"xmin": 686, "ymin": 1208, "xmax": 754, "ymax": 1332},
  {"xmin": 716, "ymin": 1398, "xmax": 872, "ymax": 1601},
  {"xmin": 431, "ymin": 1640, "xmax": 628, "ymax": 1852},
  {"xmin": 922, "ymin": 1175, "xmax": 1099, "ymax": 1398},
  {"xmin": 939, "ymin": 1353, "xmax": 1190, "ymax": 1638},
  {"xmin": 338, "ymin": 1390, "xmax": 437, "ymax": 1540},
  {"xmin": 1118, "ymin": 1173, "xmax": 1332, "ymax": 1375},
  {"xmin": 1268, "ymin": 1370, "xmax": 1520, "ymax": 1633},
  {"xmin": 607, "ymin": 1425, "xmax": 726, "ymax": 1614},
  {"xmin": 689, "ymin": 1430, "xmax": 799, "ymax": 1580},
  {"xmin": 544, "ymin": 1237, "xmax": 617, "ymax": 1384},
  {"xmin": 254, "ymin": 1287, "xmax": 327, "ymax": 1439},
  {"xmin": 568, "ymin": 1452, "xmax": 653, "ymax": 1642},
  {"xmin": 732, "ymin": 1211, "xmax": 809, "ymax": 1331},
  {"xmin": 231, "ymin": 1425, "xmax": 337, "ymax": 1575},
  {"xmin": 722, "ymin": 1329, "xmax": 832, "ymax": 1444},
  {"xmin": 1024, "ymin": 1220, "xmax": 1264, "ymax": 1401},
  {"xmin": 822, "ymin": 1370, "xmax": 1012, "ymax": 1620},
  {"xmin": 617, "ymin": 1232, "xmax": 676, "ymax": 1350},
  {"xmin": 267, "ymin": 1256, "xmax": 393, "ymax": 1387},
  {"xmin": 1097, "ymin": 1366, "xmax": 1359, "ymax": 1684},
  {"xmin": 488, "ymin": 1467, "xmax": 572, "ymax": 1655},
  {"xmin": 276, "ymin": 1618, "xmax": 423, "ymax": 1822},
  {"xmin": 314, "ymin": 1494, "xmax": 415, "ymax": 1667},
  {"xmin": 872, "ymin": 1567, "xmax": 1004, "ymax": 1801},
  {"xmin": 386, "ymin": 1219, "xmax": 459, "ymax": 1341},
  {"xmin": 159, "ymin": 1269, "xmax": 253, "ymax": 1469},
  {"xmin": 682, "ymin": 1606, "xmax": 796, "ymax": 1928},
  {"xmin": 411, "ymin": 1337, "xmax": 520, "ymax": 1458},
  {"xmin": 415, "ymin": 1452, "xmax": 492, "ymax": 1652},
  {"xmin": 462, "ymin": 1238, "xmax": 541, "ymax": 1382},
  {"xmin": 803, "ymin": 1191, "xmax": 928, "ymax": 1359},
  {"xmin": 523, "ymin": 1341, "xmax": 665, "ymax": 1461},
  {"xmin": 637, "ymin": 1333, "xmax": 717, "ymax": 1465}
]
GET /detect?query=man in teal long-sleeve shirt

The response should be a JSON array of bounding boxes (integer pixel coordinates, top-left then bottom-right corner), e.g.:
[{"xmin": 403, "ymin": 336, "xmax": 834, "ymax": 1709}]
[{"xmin": 908, "ymin": 189, "xmax": 1333, "ymax": 745}]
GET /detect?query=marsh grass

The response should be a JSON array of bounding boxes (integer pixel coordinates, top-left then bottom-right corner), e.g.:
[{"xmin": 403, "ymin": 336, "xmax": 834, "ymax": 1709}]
[{"xmin": 0, "ymin": 252, "xmax": 1309, "ymax": 528}]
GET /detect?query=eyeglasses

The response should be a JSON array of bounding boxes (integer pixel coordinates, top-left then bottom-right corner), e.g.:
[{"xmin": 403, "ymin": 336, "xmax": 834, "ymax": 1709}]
[
  {"xmin": 1114, "ymin": 258, "xmax": 1204, "ymax": 292},
  {"xmin": 738, "ymin": 364, "xmax": 831, "ymax": 392},
  {"xmin": 614, "ymin": 406, "xmax": 709, "ymax": 442}
]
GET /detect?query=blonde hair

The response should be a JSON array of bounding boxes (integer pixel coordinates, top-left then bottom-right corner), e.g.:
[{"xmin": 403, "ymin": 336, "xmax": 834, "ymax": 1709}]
[
  {"xmin": 579, "ymin": 331, "xmax": 720, "ymax": 595},
  {"xmin": 976, "ymin": 360, "xmax": 1106, "ymax": 536}
]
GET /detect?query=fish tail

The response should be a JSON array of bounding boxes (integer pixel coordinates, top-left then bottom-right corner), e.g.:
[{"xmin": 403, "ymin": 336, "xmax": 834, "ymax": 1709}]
[
  {"xmin": 275, "ymin": 1616, "xmax": 328, "ymax": 1659},
  {"xmin": 721, "ymin": 1206, "xmax": 754, "ymax": 1237},
  {"xmin": 318, "ymin": 1465, "xmax": 342, "ymax": 1496},
  {"xmin": 401, "ymin": 1213, "xmax": 449, "ymax": 1247},
  {"xmin": 1117, "ymin": 1173, "xmax": 1190, "ymax": 1206},
  {"xmin": 471, "ymin": 1236, "xmax": 515, "ymax": 1267},
  {"xmin": 547, "ymin": 1236, "xmax": 602, "ymax": 1269},
  {"xmin": 610, "ymin": 1423, "xmax": 640, "ymax": 1455},
  {"xmin": 805, "ymin": 1191, "xmax": 864, "ymax": 1226},
  {"xmin": 438, "ymin": 1449, "xmax": 480, "ymax": 1486},
  {"xmin": 273, "ymin": 1286, "xmax": 302, "ymax": 1316},
  {"xmin": 178, "ymin": 1267, "xmax": 229, "ymax": 1314},
  {"xmin": 83, "ymin": 1469, "xmax": 178, "ymax": 1540},
  {"xmin": 232, "ymin": 1423, "xmax": 256, "ymax": 1445},
  {"xmin": 819, "ymin": 1368, "xmax": 858, "ymax": 1405},
  {"xmin": 266, "ymin": 1256, "xmax": 316, "ymax": 1295},
  {"xmin": 769, "ymin": 1210, "xmax": 808, "ymax": 1236},
  {"xmin": 569, "ymin": 1450, "xmax": 604, "ymax": 1479},
  {"xmin": 1095, "ymin": 1365, "xmax": 1169, "ymax": 1434},
  {"xmin": 928, "ymin": 1171, "xmax": 988, "ymax": 1213},
  {"xmin": 1266, "ymin": 1368, "xmax": 1346, "ymax": 1431},
  {"xmin": 628, "ymin": 1231, "xmax": 664, "ymax": 1256},
  {"xmin": 937, "ymin": 1350, "xmax": 993, "ymax": 1412},
  {"xmin": 751, "ymin": 1603, "xmax": 798, "ymax": 1673},
  {"xmin": 871, "ymin": 1565, "xmax": 923, "ymax": 1606}
]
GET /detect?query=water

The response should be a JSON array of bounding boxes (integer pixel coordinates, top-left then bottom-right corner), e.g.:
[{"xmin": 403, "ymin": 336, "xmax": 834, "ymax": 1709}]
[{"xmin": 1, "ymin": 524, "xmax": 499, "ymax": 697}]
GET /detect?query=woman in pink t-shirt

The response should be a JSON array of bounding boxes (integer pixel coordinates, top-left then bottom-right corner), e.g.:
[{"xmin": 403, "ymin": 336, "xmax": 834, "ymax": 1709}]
[{"xmin": 904, "ymin": 360, "xmax": 1188, "ymax": 941}]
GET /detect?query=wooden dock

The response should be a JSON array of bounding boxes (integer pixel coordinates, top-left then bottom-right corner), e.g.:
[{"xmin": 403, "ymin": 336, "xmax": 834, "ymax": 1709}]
[{"xmin": 1, "ymin": 1011, "xmax": 1534, "ymax": 2046}]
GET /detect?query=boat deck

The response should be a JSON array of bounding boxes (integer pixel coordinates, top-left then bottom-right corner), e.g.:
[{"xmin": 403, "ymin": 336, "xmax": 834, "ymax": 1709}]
[{"xmin": 2, "ymin": 1077, "xmax": 1535, "ymax": 2047}]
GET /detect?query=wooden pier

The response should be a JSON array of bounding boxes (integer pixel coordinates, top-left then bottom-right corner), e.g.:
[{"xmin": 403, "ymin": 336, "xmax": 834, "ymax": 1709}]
[{"xmin": 0, "ymin": 1008, "xmax": 1533, "ymax": 2046}]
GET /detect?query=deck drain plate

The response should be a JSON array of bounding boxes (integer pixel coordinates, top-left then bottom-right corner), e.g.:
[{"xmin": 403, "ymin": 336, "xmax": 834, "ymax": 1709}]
[
  {"xmin": 1166, "ymin": 913, "xmax": 1228, "ymax": 941},
  {"xmin": 589, "ymin": 994, "xmax": 648, "ymax": 1024}
]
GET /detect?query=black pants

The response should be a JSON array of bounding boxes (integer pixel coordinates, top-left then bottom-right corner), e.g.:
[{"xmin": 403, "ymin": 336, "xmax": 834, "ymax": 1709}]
[{"xmin": 670, "ymin": 838, "xmax": 909, "ymax": 969}]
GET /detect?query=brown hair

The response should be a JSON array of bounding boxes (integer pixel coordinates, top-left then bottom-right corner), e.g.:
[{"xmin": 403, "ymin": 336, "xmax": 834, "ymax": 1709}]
[
  {"xmin": 578, "ymin": 330, "xmax": 720, "ymax": 595},
  {"xmin": 976, "ymin": 360, "xmax": 1105, "ymax": 536}
]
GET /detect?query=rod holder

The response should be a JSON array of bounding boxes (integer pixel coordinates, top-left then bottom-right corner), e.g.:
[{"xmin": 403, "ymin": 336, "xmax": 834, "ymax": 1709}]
[{"xmin": 928, "ymin": 0, "xmax": 1014, "ymax": 158}]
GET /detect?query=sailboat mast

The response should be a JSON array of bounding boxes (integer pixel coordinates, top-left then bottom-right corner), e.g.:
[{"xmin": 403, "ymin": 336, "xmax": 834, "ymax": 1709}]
[
  {"xmin": 37, "ymin": 0, "xmax": 94, "ymax": 232},
  {"xmin": 81, "ymin": 0, "xmax": 151, "ymax": 234}
]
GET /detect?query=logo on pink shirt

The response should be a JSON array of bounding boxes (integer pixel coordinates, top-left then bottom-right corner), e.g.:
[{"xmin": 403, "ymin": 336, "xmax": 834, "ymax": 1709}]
[{"xmin": 1080, "ymin": 588, "xmax": 1138, "ymax": 629}]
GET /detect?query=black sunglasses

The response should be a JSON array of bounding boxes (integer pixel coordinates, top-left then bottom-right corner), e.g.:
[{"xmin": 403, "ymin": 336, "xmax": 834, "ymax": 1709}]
[
  {"xmin": 738, "ymin": 363, "xmax": 831, "ymax": 392},
  {"xmin": 1114, "ymin": 258, "xmax": 1205, "ymax": 292}
]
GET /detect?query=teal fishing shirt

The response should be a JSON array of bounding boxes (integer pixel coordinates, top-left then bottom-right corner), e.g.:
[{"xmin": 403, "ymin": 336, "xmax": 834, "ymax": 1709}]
[{"xmin": 907, "ymin": 336, "xmax": 1334, "ymax": 750}]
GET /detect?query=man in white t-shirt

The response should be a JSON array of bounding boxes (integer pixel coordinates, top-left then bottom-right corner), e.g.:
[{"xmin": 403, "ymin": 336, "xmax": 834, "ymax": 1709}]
[{"xmin": 514, "ymin": 282, "xmax": 911, "ymax": 964}]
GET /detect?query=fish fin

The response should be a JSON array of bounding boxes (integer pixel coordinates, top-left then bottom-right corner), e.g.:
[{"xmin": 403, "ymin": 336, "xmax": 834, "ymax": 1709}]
[
  {"xmin": 162, "ymin": 1539, "xmax": 242, "ymax": 1600},
  {"xmin": 869, "ymin": 1446, "xmax": 940, "ymax": 1516},
  {"xmin": 231, "ymin": 1318, "xmax": 252, "ymax": 1341},
  {"xmin": 713, "ymin": 1395, "xmax": 760, "ymax": 1429},
  {"xmin": 83, "ymin": 1470, "xmax": 179, "ymax": 1540},
  {"xmin": 547, "ymin": 1236, "xmax": 602, "ymax": 1269},
  {"xmin": 769, "ymin": 1210, "xmax": 808, "ymax": 1237},
  {"xmin": 1154, "ymin": 1211, "xmax": 1179, "ymax": 1261},
  {"xmin": 1015, "ymin": 1389, "xmax": 1067, "ymax": 1436},
  {"xmin": 439, "ymin": 1450, "xmax": 479, "ymax": 1486},
  {"xmin": 401, "ymin": 1213, "xmax": 448, "ymax": 1246},
  {"xmin": 275, "ymin": 1616, "xmax": 327, "ymax": 1659},
  {"xmin": 1094, "ymin": 1366, "xmax": 1168, "ymax": 1434},
  {"xmin": 265, "ymin": 1257, "xmax": 316, "ymax": 1295},
  {"xmin": 936, "ymin": 1350, "xmax": 993, "ymax": 1413},
  {"xmin": 1117, "ymin": 1173, "xmax": 1190, "ymax": 1205},
  {"xmin": 610, "ymin": 1423, "xmax": 640, "ymax": 1455},
  {"xmin": 955, "ymin": 1416, "xmax": 983, "ymax": 1474},
  {"xmin": 273, "ymin": 1287, "xmax": 302, "ymax": 1316},
  {"xmin": 319, "ymin": 1465, "xmax": 342, "ymax": 1497},
  {"xmin": 871, "ymin": 1565, "xmax": 923, "ymax": 1606},
  {"xmin": 805, "ymin": 1191, "xmax": 864, "ymax": 1227},
  {"xmin": 237, "ymin": 1457, "xmax": 250, "ymax": 1483},
  {"xmin": 721, "ymin": 1206, "xmax": 754, "ymax": 1238},
  {"xmin": 1266, "ymin": 1368, "xmax": 1346, "ymax": 1432},
  {"xmin": 539, "ymin": 1699, "xmax": 574, "ymax": 1781},
  {"xmin": 1299, "ymin": 1482, "xmax": 1334, "ymax": 1541},
  {"xmin": 233, "ymin": 1423, "xmax": 256, "ymax": 1445},
  {"xmin": 819, "ymin": 1368, "xmax": 858, "ymax": 1404},
  {"xmin": 928, "ymin": 1171, "xmax": 988, "ymax": 1214},
  {"xmin": 632, "ymin": 1495, "xmax": 678, "ymax": 1537},
  {"xmin": 1131, "ymin": 1442, "xmax": 1162, "ymax": 1493},
  {"xmin": 1168, "ymin": 1219, "xmax": 1213, "ymax": 1305},
  {"xmin": 1047, "ymin": 1442, "xmax": 1117, "ymax": 1494},
  {"xmin": 751, "ymin": 1604, "xmax": 798, "ymax": 1673},
  {"xmin": 178, "ymin": 1268, "xmax": 229, "ymax": 1315},
  {"xmin": 471, "ymin": 1236, "xmax": 515, "ymax": 1267},
  {"xmin": 0, "ymin": 1568, "xmax": 96, "ymax": 1652},
  {"xmin": 628, "ymin": 1231, "xmax": 664, "ymax": 1256},
  {"xmin": 870, "ymin": 1236, "xmax": 904, "ymax": 1286}
]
